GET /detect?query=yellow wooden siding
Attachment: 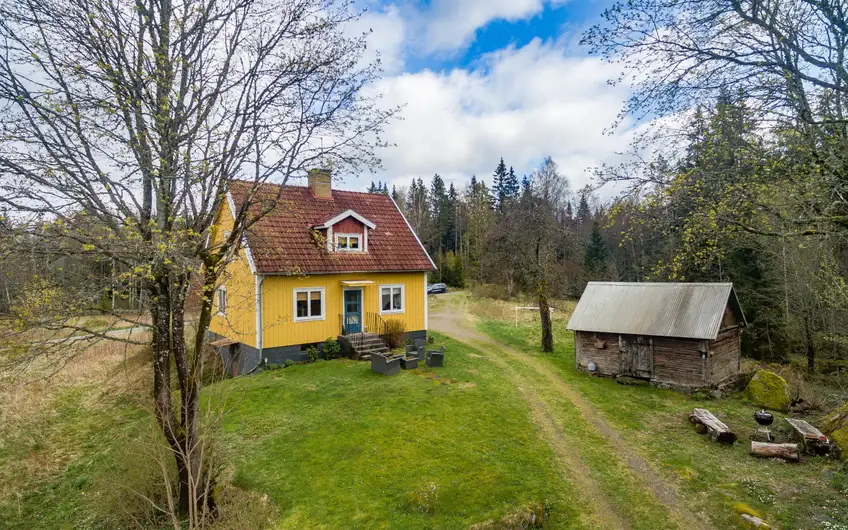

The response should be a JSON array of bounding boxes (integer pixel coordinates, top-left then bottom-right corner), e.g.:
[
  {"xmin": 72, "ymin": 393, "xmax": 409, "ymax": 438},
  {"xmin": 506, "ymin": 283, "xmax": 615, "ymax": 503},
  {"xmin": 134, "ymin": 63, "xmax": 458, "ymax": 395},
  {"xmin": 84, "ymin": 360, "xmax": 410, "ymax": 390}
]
[
  {"xmin": 262, "ymin": 271, "xmax": 427, "ymax": 348},
  {"xmin": 208, "ymin": 202, "xmax": 256, "ymax": 347}
]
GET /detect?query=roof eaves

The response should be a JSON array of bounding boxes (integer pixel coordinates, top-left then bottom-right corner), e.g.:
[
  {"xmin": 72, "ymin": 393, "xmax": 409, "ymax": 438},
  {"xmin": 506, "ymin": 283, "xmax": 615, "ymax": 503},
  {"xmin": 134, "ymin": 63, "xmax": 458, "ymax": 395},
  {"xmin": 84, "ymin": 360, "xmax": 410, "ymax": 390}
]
[{"xmin": 226, "ymin": 191, "xmax": 258, "ymax": 275}]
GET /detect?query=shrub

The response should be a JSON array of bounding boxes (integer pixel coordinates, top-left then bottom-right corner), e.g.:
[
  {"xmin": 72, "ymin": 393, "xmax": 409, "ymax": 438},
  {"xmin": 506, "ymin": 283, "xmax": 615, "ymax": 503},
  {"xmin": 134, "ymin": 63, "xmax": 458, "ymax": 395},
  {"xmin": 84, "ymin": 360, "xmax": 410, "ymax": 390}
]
[
  {"xmin": 305, "ymin": 346, "xmax": 319, "ymax": 362},
  {"xmin": 323, "ymin": 338, "xmax": 341, "ymax": 360},
  {"xmin": 383, "ymin": 319, "xmax": 407, "ymax": 348},
  {"xmin": 470, "ymin": 283, "xmax": 512, "ymax": 301}
]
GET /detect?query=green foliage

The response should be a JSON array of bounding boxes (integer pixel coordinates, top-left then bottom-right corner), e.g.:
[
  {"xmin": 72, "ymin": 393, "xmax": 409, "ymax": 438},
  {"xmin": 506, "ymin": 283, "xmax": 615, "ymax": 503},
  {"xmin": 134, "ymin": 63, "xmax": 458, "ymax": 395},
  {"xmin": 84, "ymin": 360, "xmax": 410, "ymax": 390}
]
[
  {"xmin": 435, "ymin": 250, "xmax": 465, "ymax": 287},
  {"xmin": 305, "ymin": 346, "xmax": 319, "ymax": 362},
  {"xmin": 322, "ymin": 338, "xmax": 341, "ymax": 360}
]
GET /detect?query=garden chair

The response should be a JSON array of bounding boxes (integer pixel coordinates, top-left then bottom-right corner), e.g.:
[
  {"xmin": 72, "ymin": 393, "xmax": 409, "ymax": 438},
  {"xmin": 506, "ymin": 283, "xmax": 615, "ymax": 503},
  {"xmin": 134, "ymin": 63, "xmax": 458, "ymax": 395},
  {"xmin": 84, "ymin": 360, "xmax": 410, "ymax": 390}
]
[
  {"xmin": 371, "ymin": 352, "xmax": 400, "ymax": 376},
  {"xmin": 426, "ymin": 346, "xmax": 445, "ymax": 368}
]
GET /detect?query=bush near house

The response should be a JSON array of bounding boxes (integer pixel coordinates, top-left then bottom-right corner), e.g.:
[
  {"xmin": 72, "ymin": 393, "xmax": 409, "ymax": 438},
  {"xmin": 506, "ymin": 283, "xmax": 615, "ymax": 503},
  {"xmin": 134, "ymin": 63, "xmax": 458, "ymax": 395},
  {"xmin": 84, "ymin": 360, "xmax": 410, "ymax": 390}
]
[{"xmin": 383, "ymin": 319, "xmax": 407, "ymax": 348}]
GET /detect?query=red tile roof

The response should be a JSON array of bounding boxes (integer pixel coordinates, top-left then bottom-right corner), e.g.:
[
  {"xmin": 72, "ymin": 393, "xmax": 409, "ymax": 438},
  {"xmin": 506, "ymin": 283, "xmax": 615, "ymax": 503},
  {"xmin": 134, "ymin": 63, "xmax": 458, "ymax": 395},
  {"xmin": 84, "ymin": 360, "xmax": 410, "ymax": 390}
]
[{"xmin": 228, "ymin": 181, "xmax": 435, "ymax": 274}]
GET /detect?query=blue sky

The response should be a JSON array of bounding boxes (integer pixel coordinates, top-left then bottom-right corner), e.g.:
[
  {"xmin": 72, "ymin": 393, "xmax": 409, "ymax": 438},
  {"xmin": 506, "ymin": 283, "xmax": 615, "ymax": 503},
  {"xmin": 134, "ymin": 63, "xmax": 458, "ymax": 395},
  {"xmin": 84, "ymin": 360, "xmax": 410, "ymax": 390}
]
[{"xmin": 336, "ymin": 0, "xmax": 634, "ymax": 197}]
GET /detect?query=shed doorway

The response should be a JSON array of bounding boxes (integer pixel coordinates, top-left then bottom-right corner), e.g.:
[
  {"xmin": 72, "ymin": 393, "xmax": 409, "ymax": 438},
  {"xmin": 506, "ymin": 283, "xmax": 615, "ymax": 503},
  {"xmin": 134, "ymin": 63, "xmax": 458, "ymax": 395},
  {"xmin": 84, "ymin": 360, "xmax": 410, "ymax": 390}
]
[{"xmin": 619, "ymin": 336, "xmax": 653, "ymax": 378}]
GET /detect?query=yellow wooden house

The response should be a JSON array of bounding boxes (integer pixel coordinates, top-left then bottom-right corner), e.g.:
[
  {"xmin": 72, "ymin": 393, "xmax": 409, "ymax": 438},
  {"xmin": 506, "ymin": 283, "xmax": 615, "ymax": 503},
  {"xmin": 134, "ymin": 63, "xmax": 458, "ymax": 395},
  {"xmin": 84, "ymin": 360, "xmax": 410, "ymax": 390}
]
[{"xmin": 208, "ymin": 170, "xmax": 435, "ymax": 374}]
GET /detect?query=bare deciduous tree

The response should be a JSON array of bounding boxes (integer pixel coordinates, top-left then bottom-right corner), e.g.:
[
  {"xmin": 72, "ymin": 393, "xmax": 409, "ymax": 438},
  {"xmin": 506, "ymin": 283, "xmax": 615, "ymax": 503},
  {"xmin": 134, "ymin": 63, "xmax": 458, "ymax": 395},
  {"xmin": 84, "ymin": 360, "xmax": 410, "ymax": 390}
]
[{"xmin": 0, "ymin": 0, "xmax": 393, "ymax": 515}]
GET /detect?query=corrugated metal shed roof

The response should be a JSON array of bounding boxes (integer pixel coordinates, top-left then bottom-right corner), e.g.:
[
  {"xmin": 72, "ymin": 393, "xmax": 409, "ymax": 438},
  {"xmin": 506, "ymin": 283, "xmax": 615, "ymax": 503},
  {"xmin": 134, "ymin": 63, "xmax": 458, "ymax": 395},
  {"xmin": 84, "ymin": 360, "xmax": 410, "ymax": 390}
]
[{"xmin": 566, "ymin": 282, "xmax": 746, "ymax": 340}]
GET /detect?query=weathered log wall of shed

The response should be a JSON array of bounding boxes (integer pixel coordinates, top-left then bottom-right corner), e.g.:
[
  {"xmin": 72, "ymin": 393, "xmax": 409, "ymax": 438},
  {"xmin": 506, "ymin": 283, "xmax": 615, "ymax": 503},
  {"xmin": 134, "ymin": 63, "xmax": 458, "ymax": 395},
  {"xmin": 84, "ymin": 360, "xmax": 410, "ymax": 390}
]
[
  {"xmin": 575, "ymin": 330, "xmax": 741, "ymax": 389},
  {"xmin": 709, "ymin": 328, "xmax": 741, "ymax": 385},
  {"xmin": 651, "ymin": 337, "xmax": 707, "ymax": 387},
  {"xmin": 575, "ymin": 331, "xmax": 620, "ymax": 376}
]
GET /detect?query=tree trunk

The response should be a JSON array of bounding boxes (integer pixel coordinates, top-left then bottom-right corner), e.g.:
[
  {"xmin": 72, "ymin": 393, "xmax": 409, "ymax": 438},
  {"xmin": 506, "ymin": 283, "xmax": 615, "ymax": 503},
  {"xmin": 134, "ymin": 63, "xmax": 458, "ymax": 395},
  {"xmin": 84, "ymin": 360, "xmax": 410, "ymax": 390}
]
[
  {"xmin": 538, "ymin": 282, "xmax": 553, "ymax": 353},
  {"xmin": 804, "ymin": 314, "xmax": 815, "ymax": 372},
  {"xmin": 150, "ymin": 269, "xmax": 217, "ymax": 520}
]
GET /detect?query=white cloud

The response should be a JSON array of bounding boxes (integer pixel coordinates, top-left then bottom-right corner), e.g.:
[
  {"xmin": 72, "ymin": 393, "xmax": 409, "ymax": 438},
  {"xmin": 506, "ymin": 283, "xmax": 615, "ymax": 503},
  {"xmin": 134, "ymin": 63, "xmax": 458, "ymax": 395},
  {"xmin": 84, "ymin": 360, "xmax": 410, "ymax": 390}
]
[
  {"xmin": 349, "ymin": 38, "xmax": 635, "ymax": 198},
  {"xmin": 420, "ymin": 0, "xmax": 547, "ymax": 53},
  {"xmin": 351, "ymin": 4, "xmax": 407, "ymax": 74},
  {"xmin": 355, "ymin": 0, "xmax": 566, "ymax": 60}
]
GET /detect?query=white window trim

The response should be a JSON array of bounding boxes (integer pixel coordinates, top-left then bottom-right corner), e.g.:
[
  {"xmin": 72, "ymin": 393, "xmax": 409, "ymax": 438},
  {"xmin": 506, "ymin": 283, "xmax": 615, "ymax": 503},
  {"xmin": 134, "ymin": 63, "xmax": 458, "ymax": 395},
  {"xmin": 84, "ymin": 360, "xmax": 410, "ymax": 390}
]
[
  {"xmin": 293, "ymin": 287, "xmax": 326, "ymax": 322},
  {"xmin": 335, "ymin": 233, "xmax": 363, "ymax": 252},
  {"xmin": 216, "ymin": 286, "xmax": 227, "ymax": 316},
  {"xmin": 379, "ymin": 284, "xmax": 405, "ymax": 314}
]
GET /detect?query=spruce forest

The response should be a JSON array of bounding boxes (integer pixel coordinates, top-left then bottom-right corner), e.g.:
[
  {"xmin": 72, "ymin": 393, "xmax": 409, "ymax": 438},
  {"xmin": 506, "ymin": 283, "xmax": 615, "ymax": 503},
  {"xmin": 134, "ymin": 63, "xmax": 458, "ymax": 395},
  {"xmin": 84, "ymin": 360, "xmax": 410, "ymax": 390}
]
[{"xmin": 389, "ymin": 95, "xmax": 848, "ymax": 368}]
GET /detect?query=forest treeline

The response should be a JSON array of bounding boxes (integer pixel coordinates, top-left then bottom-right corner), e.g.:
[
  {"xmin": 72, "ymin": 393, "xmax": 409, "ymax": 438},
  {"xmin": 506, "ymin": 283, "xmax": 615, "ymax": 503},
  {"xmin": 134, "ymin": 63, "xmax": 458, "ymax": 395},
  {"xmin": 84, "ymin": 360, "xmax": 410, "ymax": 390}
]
[{"xmin": 383, "ymin": 94, "xmax": 848, "ymax": 367}]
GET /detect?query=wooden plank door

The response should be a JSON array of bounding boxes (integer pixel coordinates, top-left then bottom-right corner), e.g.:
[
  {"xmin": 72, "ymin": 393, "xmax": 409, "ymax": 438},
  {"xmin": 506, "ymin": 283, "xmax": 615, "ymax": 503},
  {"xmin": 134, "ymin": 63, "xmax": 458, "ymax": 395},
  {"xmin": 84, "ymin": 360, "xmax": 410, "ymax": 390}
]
[
  {"xmin": 632, "ymin": 337, "xmax": 652, "ymax": 378},
  {"xmin": 619, "ymin": 335, "xmax": 652, "ymax": 378}
]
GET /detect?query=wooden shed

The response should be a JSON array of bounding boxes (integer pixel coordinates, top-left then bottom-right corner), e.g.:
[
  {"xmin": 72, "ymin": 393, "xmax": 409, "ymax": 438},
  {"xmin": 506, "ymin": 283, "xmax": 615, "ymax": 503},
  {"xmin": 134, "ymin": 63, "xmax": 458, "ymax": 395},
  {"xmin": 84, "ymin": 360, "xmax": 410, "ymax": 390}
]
[{"xmin": 567, "ymin": 282, "xmax": 746, "ymax": 389}]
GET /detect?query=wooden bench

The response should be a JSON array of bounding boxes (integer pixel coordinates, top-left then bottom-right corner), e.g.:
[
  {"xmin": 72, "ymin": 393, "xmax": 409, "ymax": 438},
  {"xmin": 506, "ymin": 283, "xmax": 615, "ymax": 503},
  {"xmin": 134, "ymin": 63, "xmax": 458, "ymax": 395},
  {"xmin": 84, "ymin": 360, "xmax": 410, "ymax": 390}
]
[
  {"xmin": 689, "ymin": 408, "xmax": 737, "ymax": 445},
  {"xmin": 785, "ymin": 418, "xmax": 831, "ymax": 455}
]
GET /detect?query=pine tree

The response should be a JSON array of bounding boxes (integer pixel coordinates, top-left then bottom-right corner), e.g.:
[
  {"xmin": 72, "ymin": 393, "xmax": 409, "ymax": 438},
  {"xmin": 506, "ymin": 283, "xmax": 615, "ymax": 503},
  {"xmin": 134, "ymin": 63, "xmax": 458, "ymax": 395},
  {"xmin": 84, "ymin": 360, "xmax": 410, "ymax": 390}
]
[
  {"xmin": 576, "ymin": 190, "xmax": 592, "ymax": 225},
  {"xmin": 584, "ymin": 221, "xmax": 609, "ymax": 278},
  {"xmin": 492, "ymin": 158, "xmax": 508, "ymax": 212},
  {"xmin": 565, "ymin": 200, "xmax": 573, "ymax": 219},
  {"xmin": 521, "ymin": 174, "xmax": 531, "ymax": 196},
  {"xmin": 368, "ymin": 181, "xmax": 377, "ymax": 193},
  {"xmin": 505, "ymin": 166, "xmax": 520, "ymax": 198}
]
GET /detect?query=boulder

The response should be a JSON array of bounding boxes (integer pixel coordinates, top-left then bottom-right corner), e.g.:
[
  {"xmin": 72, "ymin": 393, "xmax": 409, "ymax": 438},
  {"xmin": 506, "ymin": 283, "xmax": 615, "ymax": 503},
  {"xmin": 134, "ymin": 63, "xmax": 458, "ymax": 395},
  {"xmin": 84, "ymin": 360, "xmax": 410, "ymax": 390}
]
[
  {"xmin": 744, "ymin": 369, "xmax": 791, "ymax": 412},
  {"xmin": 822, "ymin": 402, "xmax": 848, "ymax": 460}
]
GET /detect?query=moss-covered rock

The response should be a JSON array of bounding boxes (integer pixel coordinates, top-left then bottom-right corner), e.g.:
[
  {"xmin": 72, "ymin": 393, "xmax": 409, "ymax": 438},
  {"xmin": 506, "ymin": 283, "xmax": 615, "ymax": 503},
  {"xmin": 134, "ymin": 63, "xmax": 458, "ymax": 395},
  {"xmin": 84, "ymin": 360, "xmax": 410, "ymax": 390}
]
[
  {"xmin": 823, "ymin": 402, "xmax": 848, "ymax": 460},
  {"xmin": 744, "ymin": 369, "xmax": 791, "ymax": 412}
]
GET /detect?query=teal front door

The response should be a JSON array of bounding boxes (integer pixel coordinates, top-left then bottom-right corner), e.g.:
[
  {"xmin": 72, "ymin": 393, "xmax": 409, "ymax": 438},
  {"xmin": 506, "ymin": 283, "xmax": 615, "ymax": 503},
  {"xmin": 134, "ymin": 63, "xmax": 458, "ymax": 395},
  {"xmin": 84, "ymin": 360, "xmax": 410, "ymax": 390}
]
[{"xmin": 343, "ymin": 289, "xmax": 362, "ymax": 333}]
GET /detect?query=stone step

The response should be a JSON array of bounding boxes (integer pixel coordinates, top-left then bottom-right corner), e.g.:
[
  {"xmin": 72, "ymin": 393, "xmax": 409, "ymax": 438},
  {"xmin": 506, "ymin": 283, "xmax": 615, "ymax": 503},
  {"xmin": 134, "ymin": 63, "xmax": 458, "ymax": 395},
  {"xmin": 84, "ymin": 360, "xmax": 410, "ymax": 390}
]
[{"xmin": 352, "ymin": 345, "xmax": 387, "ymax": 354}]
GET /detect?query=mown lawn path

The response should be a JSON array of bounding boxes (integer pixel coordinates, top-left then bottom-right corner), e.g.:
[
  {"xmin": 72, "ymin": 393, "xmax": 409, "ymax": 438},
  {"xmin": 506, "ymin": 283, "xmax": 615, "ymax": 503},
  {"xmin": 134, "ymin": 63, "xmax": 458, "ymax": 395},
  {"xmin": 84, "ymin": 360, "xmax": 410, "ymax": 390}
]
[{"xmin": 430, "ymin": 299, "xmax": 710, "ymax": 530}]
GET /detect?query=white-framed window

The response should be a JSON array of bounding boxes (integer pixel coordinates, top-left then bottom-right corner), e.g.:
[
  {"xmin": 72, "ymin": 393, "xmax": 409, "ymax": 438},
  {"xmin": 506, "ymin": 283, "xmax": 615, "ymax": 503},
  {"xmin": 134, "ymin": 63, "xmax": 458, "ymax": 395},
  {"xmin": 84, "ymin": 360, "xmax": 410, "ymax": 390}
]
[
  {"xmin": 380, "ymin": 284, "xmax": 404, "ymax": 314},
  {"xmin": 216, "ymin": 286, "xmax": 227, "ymax": 315},
  {"xmin": 335, "ymin": 233, "xmax": 362, "ymax": 251},
  {"xmin": 293, "ymin": 287, "xmax": 325, "ymax": 321}
]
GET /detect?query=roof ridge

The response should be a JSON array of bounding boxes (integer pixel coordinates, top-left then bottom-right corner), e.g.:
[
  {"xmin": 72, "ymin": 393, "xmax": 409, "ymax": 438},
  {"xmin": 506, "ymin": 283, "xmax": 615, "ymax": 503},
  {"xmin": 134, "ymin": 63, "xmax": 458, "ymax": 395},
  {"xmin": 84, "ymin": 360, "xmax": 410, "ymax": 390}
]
[
  {"xmin": 586, "ymin": 281, "xmax": 733, "ymax": 286},
  {"xmin": 227, "ymin": 178, "xmax": 389, "ymax": 198}
]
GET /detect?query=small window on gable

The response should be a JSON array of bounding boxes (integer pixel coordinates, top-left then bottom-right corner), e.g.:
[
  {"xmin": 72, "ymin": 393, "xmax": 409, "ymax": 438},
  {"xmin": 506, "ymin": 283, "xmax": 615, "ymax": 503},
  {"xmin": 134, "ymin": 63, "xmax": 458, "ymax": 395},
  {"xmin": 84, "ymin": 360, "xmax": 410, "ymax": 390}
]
[
  {"xmin": 217, "ymin": 287, "xmax": 227, "ymax": 315},
  {"xmin": 336, "ymin": 233, "xmax": 362, "ymax": 251}
]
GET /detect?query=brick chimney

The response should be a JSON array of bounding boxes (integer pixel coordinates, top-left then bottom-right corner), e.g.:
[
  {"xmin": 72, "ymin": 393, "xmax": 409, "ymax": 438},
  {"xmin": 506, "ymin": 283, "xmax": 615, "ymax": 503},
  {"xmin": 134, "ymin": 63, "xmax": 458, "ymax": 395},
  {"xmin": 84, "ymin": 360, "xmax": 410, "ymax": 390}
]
[{"xmin": 308, "ymin": 168, "xmax": 333, "ymax": 200}]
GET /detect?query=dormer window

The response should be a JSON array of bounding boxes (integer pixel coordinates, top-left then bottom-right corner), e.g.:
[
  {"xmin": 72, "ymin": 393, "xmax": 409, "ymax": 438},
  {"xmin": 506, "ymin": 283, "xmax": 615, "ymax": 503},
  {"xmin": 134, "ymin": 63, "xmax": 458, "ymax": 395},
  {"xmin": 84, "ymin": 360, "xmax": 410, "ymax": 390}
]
[
  {"xmin": 336, "ymin": 233, "xmax": 362, "ymax": 251},
  {"xmin": 314, "ymin": 209, "xmax": 375, "ymax": 254}
]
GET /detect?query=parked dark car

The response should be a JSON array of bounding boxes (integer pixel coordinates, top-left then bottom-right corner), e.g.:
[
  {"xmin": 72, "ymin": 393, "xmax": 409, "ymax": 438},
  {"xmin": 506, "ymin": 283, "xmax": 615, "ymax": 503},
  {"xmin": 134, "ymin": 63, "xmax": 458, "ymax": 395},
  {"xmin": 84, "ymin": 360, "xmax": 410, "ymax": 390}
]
[{"xmin": 427, "ymin": 283, "xmax": 447, "ymax": 294}]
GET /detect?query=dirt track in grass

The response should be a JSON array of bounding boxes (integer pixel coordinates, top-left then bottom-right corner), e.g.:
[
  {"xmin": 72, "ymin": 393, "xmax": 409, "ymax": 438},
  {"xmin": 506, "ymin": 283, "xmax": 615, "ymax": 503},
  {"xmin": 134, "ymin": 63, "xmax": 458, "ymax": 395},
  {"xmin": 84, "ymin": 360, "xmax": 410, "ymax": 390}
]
[{"xmin": 429, "ymin": 296, "xmax": 710, "ymax": 530}]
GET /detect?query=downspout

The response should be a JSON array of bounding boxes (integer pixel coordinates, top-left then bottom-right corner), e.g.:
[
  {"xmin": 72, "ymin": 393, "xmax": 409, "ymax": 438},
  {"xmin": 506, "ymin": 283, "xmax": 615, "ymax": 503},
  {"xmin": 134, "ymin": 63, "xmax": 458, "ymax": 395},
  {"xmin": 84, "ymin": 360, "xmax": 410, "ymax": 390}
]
[{"xmin": 256, "ymin": 274, "xmax": 264, "ymax": 351}]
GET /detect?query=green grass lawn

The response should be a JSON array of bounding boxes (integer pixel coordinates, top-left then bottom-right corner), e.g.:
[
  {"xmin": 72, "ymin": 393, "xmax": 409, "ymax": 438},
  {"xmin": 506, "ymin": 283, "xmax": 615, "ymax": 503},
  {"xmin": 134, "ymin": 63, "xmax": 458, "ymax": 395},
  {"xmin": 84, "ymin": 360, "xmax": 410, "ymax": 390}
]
[
  {"xmin": 478, "ymin": 316, "xmax": 848, "ymax": 529},
  {"xmin": 210, "ymin": 332, "xmax": 582, "ymax": 529}
]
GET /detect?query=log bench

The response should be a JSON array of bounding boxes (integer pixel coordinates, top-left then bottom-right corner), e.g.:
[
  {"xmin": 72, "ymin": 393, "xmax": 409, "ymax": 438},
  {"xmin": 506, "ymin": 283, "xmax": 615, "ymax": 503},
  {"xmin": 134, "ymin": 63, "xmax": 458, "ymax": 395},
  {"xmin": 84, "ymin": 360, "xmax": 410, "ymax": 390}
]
[
  {"xmin": 689, "ymin": 408, "xmax": 737, "ymax": 445},
  {"xmin": 785, "ymin": 418, "xmax": 831, "ymax": 455}
]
